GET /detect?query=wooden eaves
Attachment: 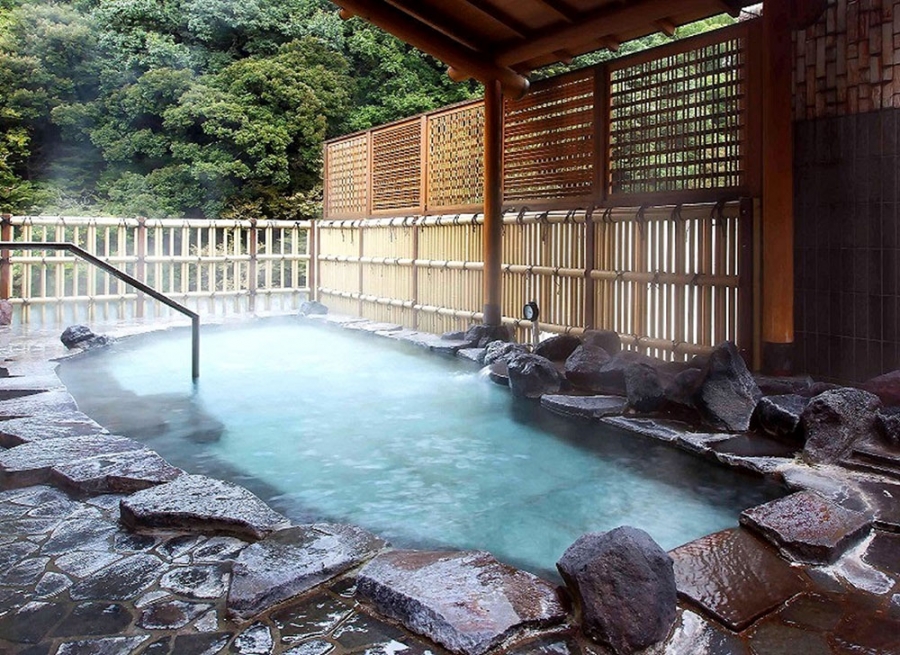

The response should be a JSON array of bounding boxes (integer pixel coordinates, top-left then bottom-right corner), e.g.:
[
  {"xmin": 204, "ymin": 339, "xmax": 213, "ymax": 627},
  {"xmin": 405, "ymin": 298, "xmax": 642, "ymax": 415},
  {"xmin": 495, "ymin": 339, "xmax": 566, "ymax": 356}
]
[{"xmin": 334, "ymin": 0, "xmax": 762, "ymax": 98}]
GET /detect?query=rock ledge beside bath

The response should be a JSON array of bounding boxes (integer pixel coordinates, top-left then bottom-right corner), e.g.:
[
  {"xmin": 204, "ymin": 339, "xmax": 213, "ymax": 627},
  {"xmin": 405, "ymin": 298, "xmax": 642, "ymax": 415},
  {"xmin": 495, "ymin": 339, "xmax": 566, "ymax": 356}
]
[
  {"xmin": 120, "ymin": 474, "xmax": 291, "ymax": 540},
  {"xmin": 356, "ymin": 549, "xmax": 566, "ymax": 655}
]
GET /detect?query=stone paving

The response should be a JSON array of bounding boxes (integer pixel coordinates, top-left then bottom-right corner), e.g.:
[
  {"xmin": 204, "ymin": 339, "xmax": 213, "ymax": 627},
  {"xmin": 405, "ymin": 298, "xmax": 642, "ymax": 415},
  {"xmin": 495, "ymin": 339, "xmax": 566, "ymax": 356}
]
[{"xmin": 0, "ymin": 318, "xmax": 900, "ymax": 654}]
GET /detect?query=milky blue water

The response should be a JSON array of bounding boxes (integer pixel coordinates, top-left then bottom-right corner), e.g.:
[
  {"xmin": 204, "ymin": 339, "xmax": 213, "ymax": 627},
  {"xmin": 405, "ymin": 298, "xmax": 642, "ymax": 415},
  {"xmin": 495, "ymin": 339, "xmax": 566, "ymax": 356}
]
[{"xmin": 59, "ymin": 319, "xmax": 782, "ymax": 577}]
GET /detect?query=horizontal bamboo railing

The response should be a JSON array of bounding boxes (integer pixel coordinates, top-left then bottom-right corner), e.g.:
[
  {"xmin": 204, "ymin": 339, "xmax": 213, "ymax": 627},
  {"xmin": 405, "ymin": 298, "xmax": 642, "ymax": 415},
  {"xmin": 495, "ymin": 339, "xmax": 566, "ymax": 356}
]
[{"xmin": 0, "ymin": 216, "xmax": 312, "ymax": 326}]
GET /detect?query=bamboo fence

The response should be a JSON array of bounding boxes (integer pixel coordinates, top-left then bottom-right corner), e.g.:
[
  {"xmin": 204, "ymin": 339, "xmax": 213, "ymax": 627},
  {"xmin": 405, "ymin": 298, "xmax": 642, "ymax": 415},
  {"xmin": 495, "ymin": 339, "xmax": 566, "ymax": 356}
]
[
  {"xmin": 320, "ymin": 22, "xmax": 761, "ymax": 359},
  {"xmin": 0, "ymin": 216, "xmax": 311, "ymax": 325}
]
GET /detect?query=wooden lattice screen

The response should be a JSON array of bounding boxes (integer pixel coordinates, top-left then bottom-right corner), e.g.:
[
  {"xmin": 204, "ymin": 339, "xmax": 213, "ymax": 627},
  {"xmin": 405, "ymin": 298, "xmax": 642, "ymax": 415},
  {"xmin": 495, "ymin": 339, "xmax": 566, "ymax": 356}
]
[
  {"xmin": 324, "ymin": 134, "xmax": 369, "ymax": 218},
  {"xmin": 371, "ymin": 118, "xmax": 424, "ymax": 214},
  {"xmin": 427, "ymin": 103, "xmax": 485, "ymax": 211},
  {"xmin": 607, "ymin": 29, "xmax": 748, "ymax": 198},
  {"xmin": 503, "ymin": 69, "xmax": 596, "ymax": 203}
]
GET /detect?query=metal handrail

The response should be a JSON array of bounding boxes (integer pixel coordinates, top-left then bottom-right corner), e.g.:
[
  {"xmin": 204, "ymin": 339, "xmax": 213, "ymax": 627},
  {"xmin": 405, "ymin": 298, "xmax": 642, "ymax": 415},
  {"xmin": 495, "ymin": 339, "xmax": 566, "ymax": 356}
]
[{"xmin": 0, "ymin": 241, "xmax": 200, "ymax": 379}]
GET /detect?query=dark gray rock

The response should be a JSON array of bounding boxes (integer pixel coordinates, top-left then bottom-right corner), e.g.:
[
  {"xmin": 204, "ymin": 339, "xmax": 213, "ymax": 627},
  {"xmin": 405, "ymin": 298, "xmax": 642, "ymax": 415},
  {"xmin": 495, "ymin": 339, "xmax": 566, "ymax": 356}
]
[
  {"xmin": 534, "ymin": 334, "xmax": 582, "ymax": 362},
  {"xmin": 228, "ymin": 523, "xmax": 384, "ymax": 619},
  {"xmin": 557, "ymin": 527, "xmax": 676, "ymax": 654},
  {"xmin": 357, "ymin": 550, "xmax": 565, "ymax": 655},
  {"xmin": 487, "ymin": 360, "xmax": 509, "ymax": 386},
  {"xmin": 564, "ymin": 344, "xmax": 612, "ymax": 391},
  {"xmin": 801, "ymin": 388, "xmax": 881, "ymax": 464},
  {"xmin": 862, "ymin": 369, "xmax": 900, "ymax": 406},
  {"xmin": 875, "ymin": 407, "xmax": 900, "ymax": 446},
  {"xmin": 540, "ymin": 394, "xmax": 627, "ymax": 419},
  {"xmin": 463, "ymin": 324, "xmax": 513, "ymax": 348},
  {"xmin": 740, "ymin": 491, "xmax": 871, "ymax": 565},
  {"xmin": 119, "ymin": 474, "xmax": 291, "ymax": 540},
  {"xmin": 593, "ymin": 351, "xmax": 656, "ymax": 396},
  {"xmin": 483, "ymin": 341, "xmax": 527, "ymax": 366},
  {"xmin": 754, "ymin": 374, "xmax": 814, "ymax": 396},
  {"xmin": 582, "ymin": 329, "xmax": 621, "ymax": 354},
  {"xmin": 755, "ymin": 394, "xmax": 809, "ymax": 440},
  {"xmin": 0, "ymin": 299, "xmax": 12, "ymax": 325},
  {"xmin": 60, "ymin": 324, "xmax": 112, "ymax": 350},
  {"xmin": 61, "ymin": 324, "xmax": 96, "ymax": 348},
  {"xmin": 663, "ymin": 368, "xmax": 703, "ymax": 409},
  {"xmin": 298, "ymin": 300, "xmax": 328, "ymax": 316},
  {"xmin": 694, "ymin": 342, "xmax": 761, "ymax": 432},
  {"xmin": 0, "ymin": 434, "xmax": 145, "ymax": 487},
  {"xmin": 625, "ymin": 362, "xmax": 665, "ymax": 413},
  {"xmin": 507, "ymin": 353, "xmax": 562, "ymax": 398},
  {"xmin": 52, "ymin": 448, "xmax": 182, "ymax": 494},
  {"xmin": 457, "ymin": 348, "xmax": 486, "ymax": 364}
]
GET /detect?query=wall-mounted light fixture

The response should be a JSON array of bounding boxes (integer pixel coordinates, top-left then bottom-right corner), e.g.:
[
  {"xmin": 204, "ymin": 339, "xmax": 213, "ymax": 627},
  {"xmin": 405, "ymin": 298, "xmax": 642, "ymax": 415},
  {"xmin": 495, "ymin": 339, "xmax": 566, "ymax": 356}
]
[{"xmin": 523, "ymin": 301, "xmax": 540, "ymax": 350}]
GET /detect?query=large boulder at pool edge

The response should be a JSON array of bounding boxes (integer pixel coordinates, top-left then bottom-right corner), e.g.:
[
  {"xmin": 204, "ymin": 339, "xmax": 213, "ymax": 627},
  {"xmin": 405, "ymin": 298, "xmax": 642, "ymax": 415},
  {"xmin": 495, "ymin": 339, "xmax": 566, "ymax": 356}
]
[
  {"xmin": 507, "ymin": 353, "xmax": 562, "ymax": 398},
  {"xmin": 557, "ymin": 527, "xmax": 676, "ymax": 654},
  {"xmin": 801, "ymin": 388, "xmax": 881, "ymax": 464},
  {"xmin": 60, "ymin": 324, "xmax": 112, "ymax": 350},
  {"xmin": 693, "ymin": 341, "xmax": 761, "ymax": 431}
]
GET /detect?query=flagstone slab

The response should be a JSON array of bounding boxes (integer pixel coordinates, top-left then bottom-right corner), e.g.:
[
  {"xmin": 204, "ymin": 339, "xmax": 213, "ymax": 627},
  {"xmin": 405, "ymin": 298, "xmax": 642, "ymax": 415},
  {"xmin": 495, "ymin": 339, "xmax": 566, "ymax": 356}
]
[
  {"xmin": 0, "ymin": 435, "xmax": 145, "ymax": 487},
  {"xmin": 228, "ymin": 523, "xmax": 384, "ymax": 619},
  {"xmin": 0, "ymin": 373, "xmax": 64, "ymax": 394},
  {"xmin": 119, "ymin": 474, "xmax": 291, "ymax": 540},
  {"xmin": 670, "ymin": 528, "xmax": 808, "ymax": 631},
  {"xmin": 357, "ymin": 549, "xmax": 566, "ymax": 655},
  {"xmin": 0, "ymin": 389, "xmax": 79, "ymax": 419},
  {"xmin": 740, "ymin": 491, "xmax": 872, "ymax": 565},
  {"xmin": 344, "ymin": 321, "xmax": 403, "ymax": 334},
  {"xmin": 540, "ymin": 394, "xmax": 627, "ymax": 419},
  {"xmin": 52, "ymin": 448, "xmax": 182, "ymax": 494},
  {"xmin": 0, "ymin": 414, "xmax": 108, "ymax": 448}
]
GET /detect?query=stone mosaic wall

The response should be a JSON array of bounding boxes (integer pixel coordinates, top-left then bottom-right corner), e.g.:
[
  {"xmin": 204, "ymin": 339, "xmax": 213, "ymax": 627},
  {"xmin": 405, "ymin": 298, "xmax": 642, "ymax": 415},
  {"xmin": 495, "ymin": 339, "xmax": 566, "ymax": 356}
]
[{"xmin": 794, "ymin": 0, "xmax": 900, "ymax": 119}]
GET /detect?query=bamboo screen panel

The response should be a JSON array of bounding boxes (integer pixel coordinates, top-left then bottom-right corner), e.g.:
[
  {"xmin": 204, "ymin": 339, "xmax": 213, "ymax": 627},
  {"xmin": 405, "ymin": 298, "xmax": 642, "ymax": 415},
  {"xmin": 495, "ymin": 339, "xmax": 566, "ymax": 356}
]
[
  {"xmin": 427, "ymin": 102, "xmax": 484, "ymax": 211},
  {"xmin": 608, "ymin": 31, "xmax": 747, "ymax": 196},
  {"xmin": 501, "ymin": 212, "xmax": 586, "ymax": 331},
  {"xmin": 591, "ymin": 203, "xmax": 741, "ymax": 359},
  {"xmin": 503, "ymin": 70, "xmax": 595, "ymax": 203},
  {"xmin": 360, "ymin": 225, "xmax": 414, "ymax": 309},
  {"xmin": 324, "ymin": 134, "xmax": 369, "ymax": 218},
  {"xmin": 371, "ymin": 120, "xmax": 423, "ymax": 213},
  {"xmin": 416, "ymin": 217, "xmax": 483, "ymax": 327}
]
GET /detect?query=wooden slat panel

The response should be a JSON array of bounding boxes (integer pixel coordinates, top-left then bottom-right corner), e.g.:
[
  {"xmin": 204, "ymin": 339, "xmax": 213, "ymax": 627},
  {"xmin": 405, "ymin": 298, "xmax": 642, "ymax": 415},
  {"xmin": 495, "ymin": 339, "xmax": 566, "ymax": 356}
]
[
  {"xmin": 503, "ymin": 69, "xmax": 595, "ymax": 202},
  {"xmin": 608, "ymin": 31, "xmax": 747, "ymax": 196},
  {"xmin": 427, "ymin": 102, "xmax": 485, "ymax": 210},
  {"xmin": 372, "ymin": 120, "xmax": 423, "ymax": 213},
  {"xmin": 324, "ymin": 135, "xmax": 369, "ymax": 218}
]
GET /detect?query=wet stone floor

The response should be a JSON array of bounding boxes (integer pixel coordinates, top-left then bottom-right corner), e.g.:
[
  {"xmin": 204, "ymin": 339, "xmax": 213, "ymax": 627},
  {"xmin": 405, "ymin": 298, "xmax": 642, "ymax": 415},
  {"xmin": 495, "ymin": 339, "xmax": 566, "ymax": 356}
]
[{"xmin": 1, "ymin": 321, "xmax": 900, "ymax": 654}]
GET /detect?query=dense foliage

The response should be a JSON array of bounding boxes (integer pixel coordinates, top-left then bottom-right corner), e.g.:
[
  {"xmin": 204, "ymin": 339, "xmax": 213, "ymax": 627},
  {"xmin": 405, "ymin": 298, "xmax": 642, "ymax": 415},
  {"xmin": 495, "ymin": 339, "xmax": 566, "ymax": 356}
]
[{"xmin": 0, "ymin": 0, "xmax": 730, "ymax": 218}]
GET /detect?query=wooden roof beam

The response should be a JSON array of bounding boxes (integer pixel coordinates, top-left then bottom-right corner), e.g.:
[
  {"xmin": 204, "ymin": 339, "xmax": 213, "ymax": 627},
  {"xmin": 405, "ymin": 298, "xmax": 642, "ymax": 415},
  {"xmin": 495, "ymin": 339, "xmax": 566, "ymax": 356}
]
[
  {"xmin": 459, "ymin": 0, "xmax": 531, "ymax": 38},
  {"xmin": 716, "ymin": 0, "xmax": 744, "ymax": 17},
  {"xmin": 336, "ymin": 1, "xmax": 529, "ymax": 98},
  {"xmin": 654, "ymin": 17, "xmax": 677, "ymax": 37},
  {"xmin": 529, "ymin": 0, "xmax": 577, "ymax": 23},
  {"xmin": 496, "ymin": 0, "xmax": 716, "ymax": 67}
]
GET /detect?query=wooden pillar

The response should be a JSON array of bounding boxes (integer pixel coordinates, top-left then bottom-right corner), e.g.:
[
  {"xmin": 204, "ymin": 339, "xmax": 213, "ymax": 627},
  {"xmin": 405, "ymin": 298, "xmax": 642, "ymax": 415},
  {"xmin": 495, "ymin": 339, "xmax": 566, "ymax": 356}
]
[
  {"xmin": 483, "ymin": 79, "xmax": 503, "ymax": 326},
  {"xmin": 761, "ymin": 0, "xmax": 794, "ymax": 373}
]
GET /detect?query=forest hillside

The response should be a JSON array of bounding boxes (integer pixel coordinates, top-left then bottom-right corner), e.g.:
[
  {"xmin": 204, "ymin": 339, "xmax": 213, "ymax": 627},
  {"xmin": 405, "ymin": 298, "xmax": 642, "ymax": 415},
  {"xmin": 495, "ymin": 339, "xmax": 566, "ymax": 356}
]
[{"xmin": 0, "ymin": 0, "xmax": 733, "ymax": 219}]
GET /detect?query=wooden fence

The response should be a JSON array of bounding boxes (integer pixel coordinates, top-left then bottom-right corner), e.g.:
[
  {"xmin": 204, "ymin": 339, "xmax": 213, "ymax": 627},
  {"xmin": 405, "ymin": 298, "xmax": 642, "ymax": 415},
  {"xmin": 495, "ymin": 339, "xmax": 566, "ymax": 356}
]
[
  {"xmin": 0, "ymin": 216, "xmax": 311, "ymax": 325},
  {"xmin": 321, "ymin": 22, "xmax": 762, "ymax": 359}
]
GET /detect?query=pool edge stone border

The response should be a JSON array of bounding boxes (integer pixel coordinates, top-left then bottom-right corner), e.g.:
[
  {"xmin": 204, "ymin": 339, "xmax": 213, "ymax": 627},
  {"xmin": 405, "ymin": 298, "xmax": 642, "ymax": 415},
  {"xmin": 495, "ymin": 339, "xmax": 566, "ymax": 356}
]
[{"xmin": 1, "ymin": 315, "xmax": 898, "ymax": 655}]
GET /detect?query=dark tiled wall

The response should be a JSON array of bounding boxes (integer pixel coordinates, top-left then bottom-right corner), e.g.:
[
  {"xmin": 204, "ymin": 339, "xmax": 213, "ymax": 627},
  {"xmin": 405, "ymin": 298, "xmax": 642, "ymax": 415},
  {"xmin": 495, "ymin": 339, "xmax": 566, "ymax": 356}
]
[{"xmin": 794, "ymin": 108, "xmax": 900, "ymax": 382}]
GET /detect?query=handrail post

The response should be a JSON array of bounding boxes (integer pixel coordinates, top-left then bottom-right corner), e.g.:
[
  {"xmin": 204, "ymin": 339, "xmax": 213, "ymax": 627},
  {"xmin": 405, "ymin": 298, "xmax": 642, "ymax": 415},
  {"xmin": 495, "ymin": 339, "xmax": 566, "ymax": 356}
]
[
  {"xmin": 191, "ymin": 314, "xmax": 200, "ymax": 380},
  {"xmin": 0, "ymin": 215, "xmax": 11, "ymax": 300},
  {"xmin": 0, "ymin": 241, "xmax": 200, "ymax": 380},
  {"xmin": 136, "ymin": 216, "xmax": 147, "ymax": 319},
  {"xmin": 248, "ymin": 218, "xmax": 258, "ymax": 313}
]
